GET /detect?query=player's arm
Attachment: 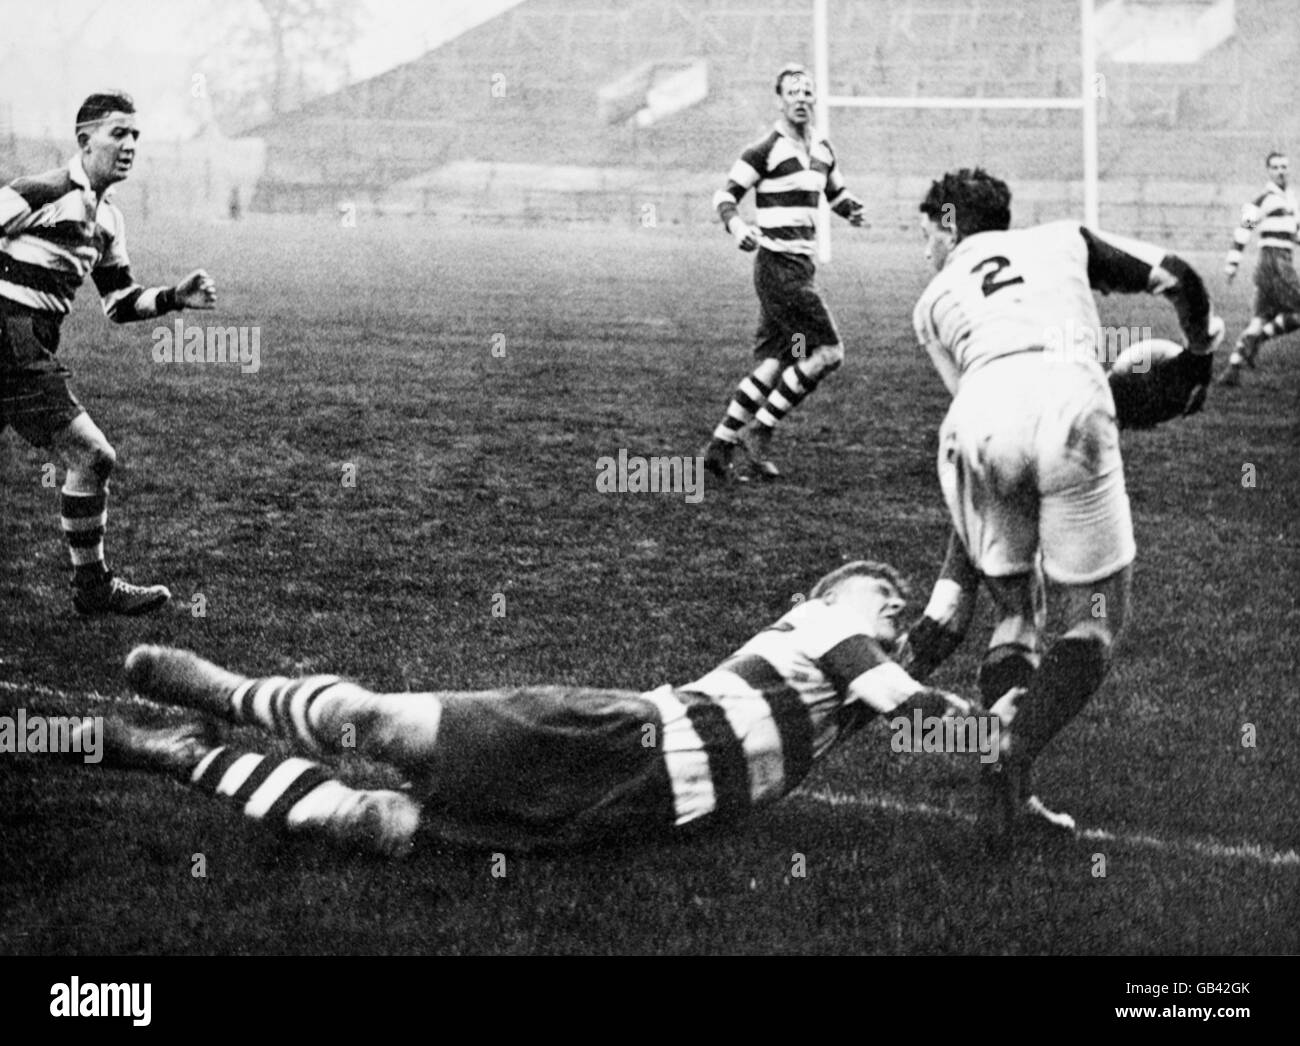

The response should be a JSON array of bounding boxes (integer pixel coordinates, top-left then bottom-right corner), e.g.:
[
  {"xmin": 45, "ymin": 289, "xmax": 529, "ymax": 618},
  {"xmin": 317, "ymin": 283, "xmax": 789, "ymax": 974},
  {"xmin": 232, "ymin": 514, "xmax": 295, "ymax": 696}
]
[
  {"xmin": 1081, "ymin": 226, "xmax": 1224, "ymax": 427},
  {"xmin": 823, "ymin": 631, "xmax": 976, "ymax": 721},
  {"xmin": 912, "ymin": 293, "xmax": 961, "ymax": 395},
  {"xmin": 92, "ymin": 205, "xmax": 215, "ymax": 322},
  {"xmin": 0, "ymin": 184, "xmax": 33, "ymax": 236},
  {"xmin": 895, "ymin": 530, "xmax": 981, "ymax": 682},
  {"xmin": 1225, "ymin": 195, "xmax": 1264, "ymax": 281},
  {"xmin": 712, "ymin": 147, "xmax": 763, "ymax": 251},
  {"xmin": 823, "ymin": 147, "xmax": 865, "ymax": 226}
]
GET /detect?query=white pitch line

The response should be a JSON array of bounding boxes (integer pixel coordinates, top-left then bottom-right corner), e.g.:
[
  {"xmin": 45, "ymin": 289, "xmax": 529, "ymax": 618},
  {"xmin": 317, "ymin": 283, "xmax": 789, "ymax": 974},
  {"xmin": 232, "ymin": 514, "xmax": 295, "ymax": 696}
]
[
  {"xmin": 805, "ymin": 788, "xmax": 1300, "ymax": 869},
  {"xmin": 0, "ymin": 677, "xmax": 176, "ymax": 713}
]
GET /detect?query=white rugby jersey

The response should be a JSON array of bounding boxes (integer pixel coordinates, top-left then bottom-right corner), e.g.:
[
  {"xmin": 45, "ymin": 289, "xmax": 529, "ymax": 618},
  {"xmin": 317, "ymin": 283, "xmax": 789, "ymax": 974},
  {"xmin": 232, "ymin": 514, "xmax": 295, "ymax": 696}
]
[
  {"xmin": 713, "ymin": 123, "xmax": 853, "ymax": 256},
  {"xmin": 641, "ymin": 597, "xmax": 927, "ymax": 827},
  {"xmin": 912, "ymin": 220, "xmax": 1175, "ymax": 391},
  {"xmin": 1226, "ymin": 181, "xmax": 1299, "ymax": 270},
  {"xmin": 0, "ymin": 155, "xmax": 149, "ymax": 320}
]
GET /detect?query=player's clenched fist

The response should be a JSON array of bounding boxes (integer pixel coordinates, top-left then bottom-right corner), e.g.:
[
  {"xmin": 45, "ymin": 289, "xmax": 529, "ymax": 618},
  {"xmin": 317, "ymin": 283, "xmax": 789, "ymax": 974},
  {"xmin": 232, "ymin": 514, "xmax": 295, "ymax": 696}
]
[
  {"xmin": 726, "ymin": 217, "xmax": 759, "ymax": 252},
  {"xmin": 175, "ymin": 269, "xmax": 217, "ymax": 310}
]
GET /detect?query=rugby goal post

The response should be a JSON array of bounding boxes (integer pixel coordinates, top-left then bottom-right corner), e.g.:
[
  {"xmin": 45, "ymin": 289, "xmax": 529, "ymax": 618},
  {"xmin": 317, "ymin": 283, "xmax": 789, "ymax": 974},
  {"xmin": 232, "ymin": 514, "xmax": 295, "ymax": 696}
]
[{"xmin": 812, "ymin": 0, "xmax": 1099, "ymax": 262}]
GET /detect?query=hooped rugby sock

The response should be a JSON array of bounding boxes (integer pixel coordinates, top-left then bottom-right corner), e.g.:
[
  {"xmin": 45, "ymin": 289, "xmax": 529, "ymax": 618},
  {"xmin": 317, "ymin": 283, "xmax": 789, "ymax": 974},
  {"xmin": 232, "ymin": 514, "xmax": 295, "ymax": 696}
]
[
  {"xmin": 1004, "ymin": 635, "xmax": 1109, "ymax": 763},
  {"xmin": 713, "ymin": 371, "xmax": 776, "ymax": 443},
  {"xmin": 190, "ymin": 746, "xmax": 361, "ymax": 834},
  {"xmin": 228, "ymin": 675, "xmax": 444, "ymax": 766},
  {"xmin": 62, "ymin": 489, "xmax": 108, "ymax": 585},
  {"xmin": 754, "ymin": 361, "xmax": 820, "ymax": 427},
  {"xmin": 228, "ymin": 675, "xmax": 351, "ymax": 755},
  {"xmin": 1261, "ymin": 311, "xmax": 1300, "ymax": 340}
]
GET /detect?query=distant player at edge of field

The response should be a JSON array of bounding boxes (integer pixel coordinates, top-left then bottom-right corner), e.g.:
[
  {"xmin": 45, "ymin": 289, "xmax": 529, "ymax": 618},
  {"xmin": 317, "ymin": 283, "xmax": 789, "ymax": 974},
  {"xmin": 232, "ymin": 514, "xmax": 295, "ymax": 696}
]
[
  {"xmin": 1218, "ymin": 150, "xmax": 1300, "ymax": 386},
  {"xmin": 80, "ymin": 560, "xmax": 996, "ymax": 857},
  {"xmin": 906, "ymin": 168, "xmax": 1223, "ymax": 849},
  {"xmin": 702, "ymin": 63, "xmax": 865, "ymax": 482},
  {"xmin": 0, "ymin": 90, "xmax": 217, "ymax": 615}
]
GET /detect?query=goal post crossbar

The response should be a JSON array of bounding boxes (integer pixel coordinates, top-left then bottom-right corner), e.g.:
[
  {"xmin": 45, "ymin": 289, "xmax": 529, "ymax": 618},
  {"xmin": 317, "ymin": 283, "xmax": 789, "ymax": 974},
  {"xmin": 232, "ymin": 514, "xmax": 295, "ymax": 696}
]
[{"xmin": 813, "ymin": 0, "xmax": 1099, "ymax": 261}]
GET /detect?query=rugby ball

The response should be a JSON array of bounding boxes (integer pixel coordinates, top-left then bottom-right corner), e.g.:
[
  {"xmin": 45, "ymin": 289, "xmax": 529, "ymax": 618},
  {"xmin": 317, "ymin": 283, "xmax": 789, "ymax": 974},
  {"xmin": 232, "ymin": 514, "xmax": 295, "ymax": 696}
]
[{"xmin": 1110, "ymin": 338, "xmax": 1182, "ymax": 376}]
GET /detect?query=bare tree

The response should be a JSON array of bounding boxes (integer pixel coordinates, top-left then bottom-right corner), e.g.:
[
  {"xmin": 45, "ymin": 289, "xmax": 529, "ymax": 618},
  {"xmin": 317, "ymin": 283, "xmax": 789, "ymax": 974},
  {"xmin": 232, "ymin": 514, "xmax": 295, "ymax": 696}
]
[{"xmin": 204, "ymin": 0, "xmax": 364, "ymax": 131}]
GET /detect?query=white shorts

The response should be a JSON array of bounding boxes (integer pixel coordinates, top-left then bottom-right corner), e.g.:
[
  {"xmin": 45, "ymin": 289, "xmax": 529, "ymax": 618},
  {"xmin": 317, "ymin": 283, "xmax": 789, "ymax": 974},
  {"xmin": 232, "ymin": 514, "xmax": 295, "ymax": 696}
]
[{"xmin": 938, "ymin": 356, "xmax": 1136, "ymax": 585}]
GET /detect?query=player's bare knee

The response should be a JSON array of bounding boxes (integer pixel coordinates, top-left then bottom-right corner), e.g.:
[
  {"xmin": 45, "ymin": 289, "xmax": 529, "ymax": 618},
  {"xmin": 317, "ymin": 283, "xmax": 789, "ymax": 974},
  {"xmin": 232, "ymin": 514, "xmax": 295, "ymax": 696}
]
[
  {"xmin": 809, "ymin": 342, "xmax": 844, "ymax": 376},
  {"xmin": 57, "ymin": 430, "xmax": 115, "ymax": 486}
]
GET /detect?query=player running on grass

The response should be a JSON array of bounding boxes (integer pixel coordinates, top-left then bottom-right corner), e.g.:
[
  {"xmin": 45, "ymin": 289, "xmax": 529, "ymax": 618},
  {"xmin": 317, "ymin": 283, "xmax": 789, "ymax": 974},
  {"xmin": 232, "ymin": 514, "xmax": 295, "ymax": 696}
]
[
  {"xmin": 85, "ymin": 560, "xmax": 990, "ymax": 857},
  {"xmin": 702, "ymin": 63, "xmax": 865, "ymax": 482},
  {"xmin": 906, "ymin": 168, "xmax": 1223, "ymax": 849},
  {"xmin": 0, "ymin": 91, "xmax": 217, "ymax": 615},
  {"xmin": 1218, "ymin": 150, "xmax": 1300, "ymax": 386}
]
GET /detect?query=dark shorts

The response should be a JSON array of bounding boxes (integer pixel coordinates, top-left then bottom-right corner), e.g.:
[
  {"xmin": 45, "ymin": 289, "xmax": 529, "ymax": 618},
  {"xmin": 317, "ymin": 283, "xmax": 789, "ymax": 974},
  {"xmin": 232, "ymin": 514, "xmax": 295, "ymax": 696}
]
[
  {"xmin": 0, "ymin": 302, "xmax": 84, "ymax": 448},
  {"xmin": 1252, "ymin": 247, "xmax": 1300, "ymax": 319},
  {"xmin": 415, "ymin": 686, "xmax": 682, "ymax": 851},
  {"xmin": 752, "ymin": 247, "xmax": 841, "ymax": 363}
]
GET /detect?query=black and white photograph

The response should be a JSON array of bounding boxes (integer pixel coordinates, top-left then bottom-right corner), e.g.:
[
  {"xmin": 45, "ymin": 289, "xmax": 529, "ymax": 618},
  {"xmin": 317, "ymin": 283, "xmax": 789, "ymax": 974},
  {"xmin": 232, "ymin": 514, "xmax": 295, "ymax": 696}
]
[{"xmin": 1, "ymin": 0, "xmax": 1296, "ymax": 980}]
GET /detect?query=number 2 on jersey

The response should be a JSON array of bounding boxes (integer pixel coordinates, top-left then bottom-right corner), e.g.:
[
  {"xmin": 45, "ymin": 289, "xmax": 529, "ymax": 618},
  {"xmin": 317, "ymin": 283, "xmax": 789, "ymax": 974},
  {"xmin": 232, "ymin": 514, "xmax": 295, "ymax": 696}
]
[{"xmin": 971, "ymin": 255, "xmax": 1025, "ymax": 297}]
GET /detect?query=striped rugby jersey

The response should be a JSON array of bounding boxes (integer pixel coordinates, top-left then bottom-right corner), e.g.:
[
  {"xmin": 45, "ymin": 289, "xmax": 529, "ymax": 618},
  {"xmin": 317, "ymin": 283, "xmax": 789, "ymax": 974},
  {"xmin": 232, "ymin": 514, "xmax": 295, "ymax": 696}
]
[
  {"xmin": 1226, "ymin": 181, "xmax": 1299, "ymax": 271},
  {"xmin": 713, "ymin": 122, "xmax": 856, "ymax": 256},
  {"xmin": 0, "ymin": 155, "xmax": 154, "ymax": 321},
  {"xmin": 640, "ymin": 596, "xmax": 929, "ymax": 827}
]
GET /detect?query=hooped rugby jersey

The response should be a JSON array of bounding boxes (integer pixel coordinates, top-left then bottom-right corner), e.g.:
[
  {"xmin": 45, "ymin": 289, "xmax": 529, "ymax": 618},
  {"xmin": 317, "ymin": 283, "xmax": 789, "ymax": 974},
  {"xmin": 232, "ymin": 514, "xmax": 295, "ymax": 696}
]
[
  {"xmin": 641, "ymin": 597, "xmax": 927, "ymax": 828},
  {"xmin": 713, "ymin": 123, "xmax": 854, "ymax": 256},
  {"xmin": 0, "ymin": 155, "xmax": 151, "ymax": 320},
  {"xmin": 1226, "ymin": 180, "xmax": 1299, "ymax": 270}
]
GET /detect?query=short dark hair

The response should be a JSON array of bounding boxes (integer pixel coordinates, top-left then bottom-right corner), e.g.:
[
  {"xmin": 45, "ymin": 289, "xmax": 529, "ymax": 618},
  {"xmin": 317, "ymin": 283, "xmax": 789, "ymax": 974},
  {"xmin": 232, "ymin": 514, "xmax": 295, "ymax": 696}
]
[
  {"xmin": 809, "ymin": 560, "xmax": 909, "ymax": 601},
  {"xmin": 1266, "ymin": 151, "xmax": 1288, "ymax": 166},
  {"xmin": 918, "ymin": 167, "xmax": 1012, "ymax": 239},
  {"xmin": 76, "ymin": 91, "xmax": 136, "ymax": 130},
  {"xmin": 774, "ymin": 63, "xmax": 812, "ymax": 95}
]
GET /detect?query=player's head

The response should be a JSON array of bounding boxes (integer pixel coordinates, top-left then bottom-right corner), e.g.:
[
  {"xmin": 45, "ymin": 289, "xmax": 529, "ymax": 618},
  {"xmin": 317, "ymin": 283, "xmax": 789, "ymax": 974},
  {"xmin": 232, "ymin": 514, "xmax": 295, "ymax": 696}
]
[
  {"xmin": 1265, "ymin": 151, "xmax": 1288, "ymax": 188},
  {"xmin": 75, "ymin": 91, "xmax": 139, "ymax": 192},
  {"xmin": 917, "ymin": 168, "xmax": 1012, "ymax": 270},
  {"xmin": 774, "ymin": 63, "xmax": 815, "ymax": 129},
  {"xmin": 810, "ymin": 560, "xmax": 909, "ymax": 646}
]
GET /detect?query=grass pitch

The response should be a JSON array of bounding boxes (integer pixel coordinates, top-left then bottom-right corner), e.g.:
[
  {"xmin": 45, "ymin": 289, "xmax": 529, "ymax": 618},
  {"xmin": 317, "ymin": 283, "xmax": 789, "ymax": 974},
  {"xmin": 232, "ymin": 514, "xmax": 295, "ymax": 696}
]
[{"xmin": 1, "ymin": 217, "xmax": 1297, "ymax": 954}]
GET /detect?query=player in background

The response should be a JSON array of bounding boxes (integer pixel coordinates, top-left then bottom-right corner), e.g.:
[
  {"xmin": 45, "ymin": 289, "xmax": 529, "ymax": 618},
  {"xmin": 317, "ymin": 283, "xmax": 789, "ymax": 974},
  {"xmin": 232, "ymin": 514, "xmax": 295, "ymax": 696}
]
[
  {"xmin": 0, "ymin": 91, "xmax": 217, "ymax": 615},
  {"xmin": 703, "ymin": 63, "xmax": 864, "ymax": 482},
  {"xmin": 909, "ymin": 169, "xmax": 1222, "ymax": 848},
  {"xmin": 82, "ymin": 561, "xmax": 989, "ymax": 857},
  {"xmin": 1219, "ymin": 151, "xmax": 1300, "ymax": 386}
]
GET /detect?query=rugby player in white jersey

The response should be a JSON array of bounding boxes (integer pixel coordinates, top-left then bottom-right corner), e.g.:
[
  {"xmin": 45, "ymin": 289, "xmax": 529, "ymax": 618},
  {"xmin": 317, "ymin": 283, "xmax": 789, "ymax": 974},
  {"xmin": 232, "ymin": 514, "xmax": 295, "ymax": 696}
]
[
  {"xmin": 906, "ymin": 168, "xmax": 1223, "ymax": 848},
  {"xmin": 80, "ymin": 560, "xmax": 991, "ymax": 857}
]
